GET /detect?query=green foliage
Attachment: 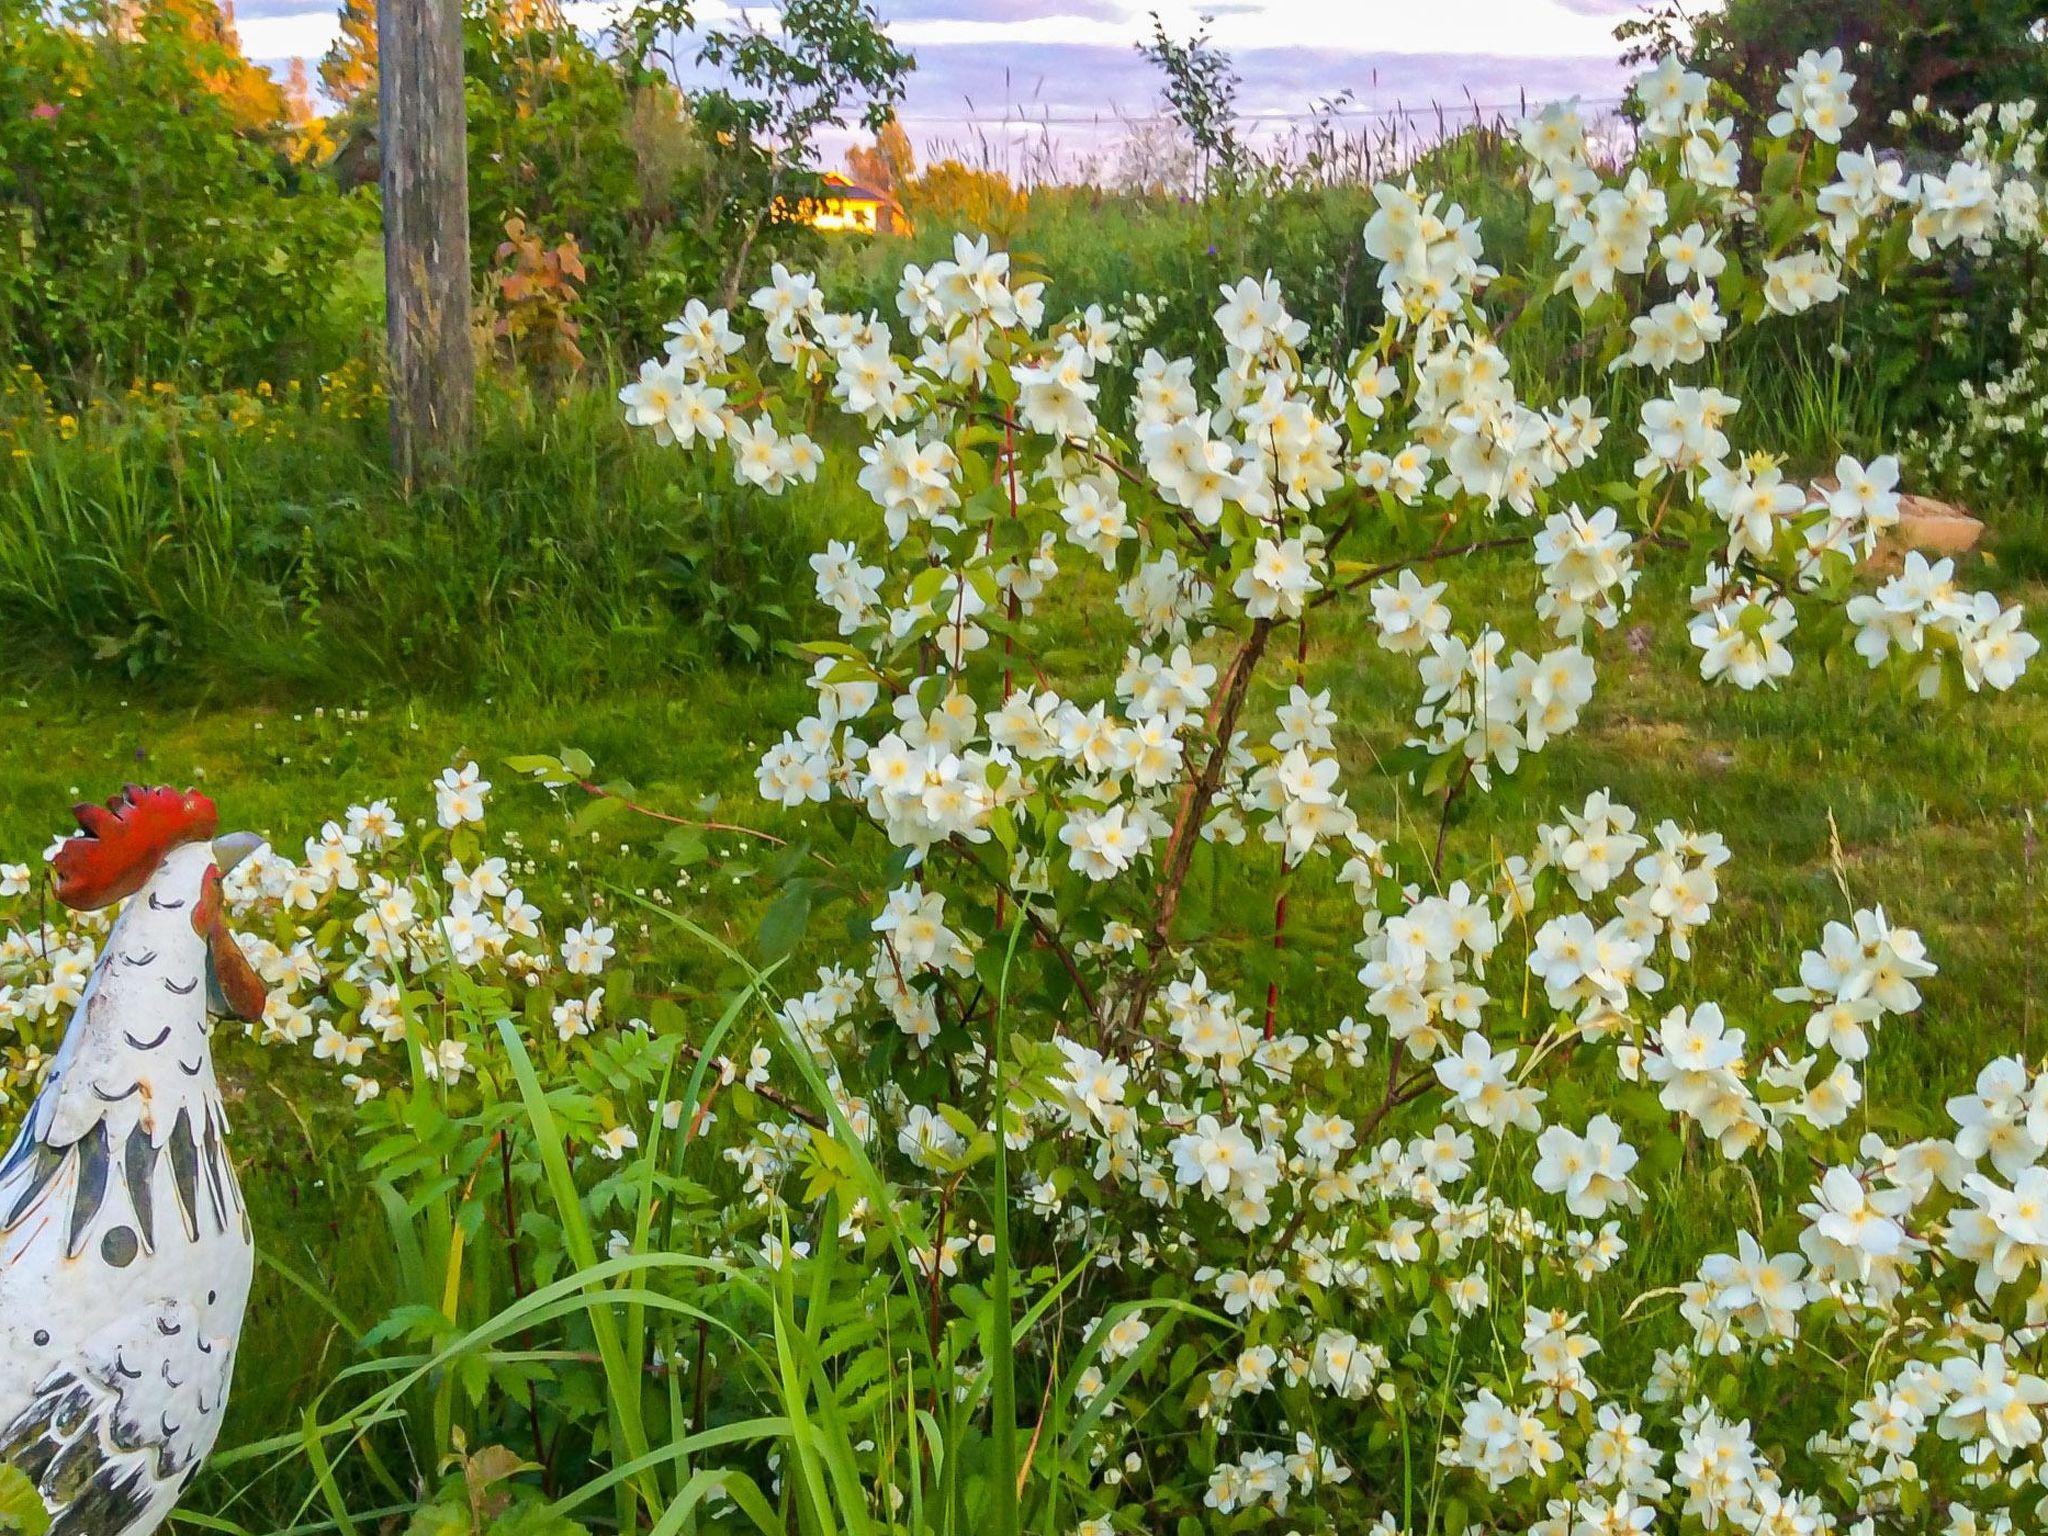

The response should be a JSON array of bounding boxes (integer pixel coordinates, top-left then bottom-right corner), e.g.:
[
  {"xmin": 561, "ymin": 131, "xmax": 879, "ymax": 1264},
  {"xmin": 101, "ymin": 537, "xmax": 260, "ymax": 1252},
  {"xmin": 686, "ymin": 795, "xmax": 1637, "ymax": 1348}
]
[
  {"xmin": 403, "ymin": 1442, "xmax": 590, "ymax": 1536},
  {"xmin": 615, "ymin": 0, "xmax": 913, "ymax": 305},
  {"xmin": 1135, "ymin": 10, "xmax": 1243, "ymax": 196},
  {"xmin": 320, "ymin": 0, "xmax": 379, "ymax": 107},
  {"xmin": 462, "ymin": 2, "xmax": 719, "ymax": 354},
  {"xmin": 0, "ymin": 1469, "xmax": 47, "ymax": 1536},
  {"xmin": 3, "ymin": 32, "xmax": 2047, "ymax": 1528},
  {"xmin": 0, "ymin": 376, "xmax": 818, "ymax": 694},
  {"xmin": 2, "ymin": 517, "xmax": 2045, "ymax": 1531},
  {"xmin": 1638, "ymin": 0, "xmax": 2048, "ymax": 146},
  {"xmin": 0, "ymin": 0, "xmax": 371, "ymax": 391}
]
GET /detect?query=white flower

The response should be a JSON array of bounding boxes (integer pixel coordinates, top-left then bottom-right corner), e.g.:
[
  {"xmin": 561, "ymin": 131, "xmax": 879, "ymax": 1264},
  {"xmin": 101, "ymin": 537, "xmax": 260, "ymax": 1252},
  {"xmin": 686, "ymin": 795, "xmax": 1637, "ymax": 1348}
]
[
  {"xmin": 1766, "ymin": 48, "xmax": 1858, "ymax": 144},
  {"xmin": 594, "ymin": 1124, "xmax": 640, "ymax": 1161},
  {"xmin": 561, "ymin": 918, "xmax": 616, "ymax": 976},
  {"xmin": 1533, "ymin": 1114, "xmax": 1641, "ymax": 1217},
  {"xmin": 434, "ymin": 762, "xmax": 490, "ymax": 829}
]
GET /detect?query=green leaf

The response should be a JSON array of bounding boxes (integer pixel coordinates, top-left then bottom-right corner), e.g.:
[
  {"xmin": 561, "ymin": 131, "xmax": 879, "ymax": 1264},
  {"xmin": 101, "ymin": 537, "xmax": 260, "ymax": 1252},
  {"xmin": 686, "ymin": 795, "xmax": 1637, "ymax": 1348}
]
[
  {"xmin": 659, "ymin": 827, "xmax": 709, "ymax": 867},
  {"xmin": 0, "ymin": 1469, "xmax": 49, "ymax": 1536},
  {"xmin": 1761, "ymin": 142, "xmax": 1799, "ymax": 199},
  {"xmin": 906, "ymin": 566, "xmax": 951, "ymax": 610},
  {"xmin": 402, "ymin": 1503, "xmax": 470, "ymax": 1536},
  {"xmin": 757, "ymin": 881, "xmax": 814, "ymax": 961}
]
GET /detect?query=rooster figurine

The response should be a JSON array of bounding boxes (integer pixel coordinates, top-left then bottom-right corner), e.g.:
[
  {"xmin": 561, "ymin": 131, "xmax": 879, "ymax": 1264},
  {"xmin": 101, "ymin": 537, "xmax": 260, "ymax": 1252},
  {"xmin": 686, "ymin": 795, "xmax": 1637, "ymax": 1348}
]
[{"xmin": 0, "ymin": 787, "xmax": 268, "ymax": 1536}]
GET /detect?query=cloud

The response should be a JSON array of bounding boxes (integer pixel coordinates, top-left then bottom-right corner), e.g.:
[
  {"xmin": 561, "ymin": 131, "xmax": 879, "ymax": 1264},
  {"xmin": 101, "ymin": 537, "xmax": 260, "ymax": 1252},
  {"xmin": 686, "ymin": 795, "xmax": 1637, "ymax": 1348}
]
[
  {"xmin": 878, "ymin": 0, "xmax": 1130, "ymax": 19},
  {"xmin": 229, "ymin": 0, "xmax": 336, "ymax": 18},
  {"xmin": 235, "ymin": 0, "xmax": 1635, "ymax": 159},
  {"xmin": 237, "ymin": 11, "xmax": 341, "ymax": 59},
  {"xmin": 890, "ymin": 40, "xmax": 1626, "ymax": 120},
  {"xmin": 879, "ymin": 1, "xmax": 1624, "ymax": 57}
]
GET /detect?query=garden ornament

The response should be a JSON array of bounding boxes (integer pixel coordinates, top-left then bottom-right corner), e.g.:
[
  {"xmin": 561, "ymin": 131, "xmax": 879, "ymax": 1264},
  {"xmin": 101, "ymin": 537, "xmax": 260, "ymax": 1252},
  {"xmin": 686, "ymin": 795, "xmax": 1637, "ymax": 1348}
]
[{"xmin": 0, "ymin": 787, "xmax": 268, "ymax": 1536}]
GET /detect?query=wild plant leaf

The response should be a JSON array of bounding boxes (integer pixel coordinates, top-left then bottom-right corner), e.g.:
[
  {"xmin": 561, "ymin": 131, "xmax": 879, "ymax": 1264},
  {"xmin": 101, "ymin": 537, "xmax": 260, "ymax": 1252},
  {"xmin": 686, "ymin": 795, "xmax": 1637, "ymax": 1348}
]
[{"xmin": 0, "ymin": 1470, "xmax": 48, "ymax": 1536}]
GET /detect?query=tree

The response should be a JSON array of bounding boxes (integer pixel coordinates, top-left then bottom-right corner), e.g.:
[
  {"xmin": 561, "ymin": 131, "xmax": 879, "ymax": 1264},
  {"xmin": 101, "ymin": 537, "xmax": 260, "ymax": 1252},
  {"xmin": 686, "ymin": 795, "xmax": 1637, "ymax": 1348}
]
[
  {"xmin": 162, "ymin": 0, "xmax": 291, "ymax": 129},
  {"xmin": 1625, "ymin": 0, "xmax": 2048, "ymax": 149},
  {"xmin": 616, "ymin": 0, "xmax": 914, "ymax": 305},
  {"xmin": 899, "ymin": 158, "xmax": 1024, "ymax": 237},
  {"xmin": 283, "ymin": 56, "xmax": 337, "ymax": 163},
  {"xmin": 463, "ymin": 0, "xmax": 706, "ymax": 346},
  {"xmin": 0, "ymin": 0, "xmax": 366, "ymax": 387},
  {"xmin": 1136, "ymin": 10, "xmax": 1241, "ymax": 198},
  {"xmin": 847, "ymin": 111, "xmax": 914, "ymax": 192},
  {"xmin": 319, "ymin": 0, "xmax": 378, "ymax": 107},
  {"xmin": 847, "ymin": 111, "xmax": 913, "ymax": 231}
]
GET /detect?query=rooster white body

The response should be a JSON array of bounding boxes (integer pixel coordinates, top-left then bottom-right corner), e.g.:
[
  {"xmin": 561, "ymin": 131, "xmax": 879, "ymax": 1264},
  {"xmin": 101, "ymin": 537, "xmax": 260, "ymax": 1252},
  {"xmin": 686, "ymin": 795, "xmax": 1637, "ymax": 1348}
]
[{"xmin": 1, "ymin": 837, "xmax": 257, "ymax": 1536}]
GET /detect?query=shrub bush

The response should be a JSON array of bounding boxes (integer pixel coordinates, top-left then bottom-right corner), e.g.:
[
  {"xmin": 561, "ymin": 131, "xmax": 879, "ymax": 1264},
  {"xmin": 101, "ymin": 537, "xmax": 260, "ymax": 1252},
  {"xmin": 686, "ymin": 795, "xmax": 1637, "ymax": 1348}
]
[{"xmin": 0, "ymin": 0, "xmax": 372, "ymax": 391}]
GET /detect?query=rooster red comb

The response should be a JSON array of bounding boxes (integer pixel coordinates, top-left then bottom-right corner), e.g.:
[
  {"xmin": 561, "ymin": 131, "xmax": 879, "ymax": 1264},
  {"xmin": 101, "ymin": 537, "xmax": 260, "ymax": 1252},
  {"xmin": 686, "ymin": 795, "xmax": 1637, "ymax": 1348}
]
[{"xmin": 52, "ymin": 785, "xmax": 220, "ymax": 911}]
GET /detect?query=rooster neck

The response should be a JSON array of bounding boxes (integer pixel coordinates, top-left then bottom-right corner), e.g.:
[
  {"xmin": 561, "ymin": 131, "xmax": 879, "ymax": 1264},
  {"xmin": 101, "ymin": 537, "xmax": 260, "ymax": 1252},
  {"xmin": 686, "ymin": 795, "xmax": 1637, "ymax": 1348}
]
[
  {"xmin": 44, "ymin": 847, "xmax": 226, "ymax": 1147},
  {"xmin": 0, "ymin": 844, "xmax": 247, "ymax": 1263}
]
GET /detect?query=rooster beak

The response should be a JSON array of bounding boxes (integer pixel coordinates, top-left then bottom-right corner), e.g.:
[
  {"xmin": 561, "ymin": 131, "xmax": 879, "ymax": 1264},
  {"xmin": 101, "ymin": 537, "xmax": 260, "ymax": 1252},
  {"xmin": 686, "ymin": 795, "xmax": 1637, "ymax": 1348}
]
[{"xmin": 213, "ymin": 832, "xmax": 266, "ymax": 874}]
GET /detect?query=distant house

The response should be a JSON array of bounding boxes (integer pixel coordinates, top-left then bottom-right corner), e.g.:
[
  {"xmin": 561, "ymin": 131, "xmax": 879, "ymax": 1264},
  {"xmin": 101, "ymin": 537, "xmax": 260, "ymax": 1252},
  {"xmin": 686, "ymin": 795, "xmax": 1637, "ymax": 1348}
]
[{"xmin": 800, "ymin": 172, "xmax": 895, "ymax": 234}]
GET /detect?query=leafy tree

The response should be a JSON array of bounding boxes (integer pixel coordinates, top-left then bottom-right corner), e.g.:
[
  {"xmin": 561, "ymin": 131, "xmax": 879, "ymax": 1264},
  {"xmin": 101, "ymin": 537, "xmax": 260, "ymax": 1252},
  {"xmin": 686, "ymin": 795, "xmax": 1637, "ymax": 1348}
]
[
  {"xmin": 151, "ymin": 0, "xmax": 292, "ymax": 129},
  {"xmin": 1136, "ymin": 10, "xmax": 1241, "ymax": 196},
  {"xmin": 616, "ymin": 0, "xmax": 914, "ymax": 304},
  {"xmin": 463, "ymin": 0, "xmax": 688, "ymax": 346},
  {"xmin": 0, "ymin": 0, "xmax": 369, "ymax": 388},
  {"xmin": 847, "ymin": 111, "xmax": 914, "ymax": 231},
  {"xmin": 900, "ymin": 159, "xmax": 1026, "ymax": 238},
  {"xmin": 283, "ymin": 57, "xmax": 337, "ymax": 164},
  {"xmin": 317, "ymin": 0, "xmax": 378, "ymax": 107},
  {"xmin": 847, "ymin": 110, "xmax": 915, "ymax": 192}
]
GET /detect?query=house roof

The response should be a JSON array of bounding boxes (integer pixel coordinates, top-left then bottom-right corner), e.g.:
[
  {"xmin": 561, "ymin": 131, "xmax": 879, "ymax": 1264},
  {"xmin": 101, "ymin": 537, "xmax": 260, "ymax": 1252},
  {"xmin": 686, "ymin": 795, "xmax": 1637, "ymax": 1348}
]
[{"xmin": 820, "ymin": 171, "xmax": 888, "ymax": 204}]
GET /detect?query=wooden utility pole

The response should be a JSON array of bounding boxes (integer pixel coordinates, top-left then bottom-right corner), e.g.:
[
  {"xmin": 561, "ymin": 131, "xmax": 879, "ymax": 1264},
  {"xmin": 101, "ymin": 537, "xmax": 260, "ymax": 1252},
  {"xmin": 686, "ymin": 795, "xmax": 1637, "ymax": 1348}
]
[{"xmin": 377, "ymin": 0, "xmax": 473, "ymax": 484}]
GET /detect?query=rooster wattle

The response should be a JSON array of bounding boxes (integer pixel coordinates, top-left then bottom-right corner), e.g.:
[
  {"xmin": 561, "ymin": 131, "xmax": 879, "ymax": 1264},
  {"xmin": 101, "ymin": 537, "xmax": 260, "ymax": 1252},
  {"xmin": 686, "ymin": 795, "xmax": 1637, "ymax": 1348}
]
[{"xmin": 0, "ymin": 787, "xmax": 269, "ymax": 1536}]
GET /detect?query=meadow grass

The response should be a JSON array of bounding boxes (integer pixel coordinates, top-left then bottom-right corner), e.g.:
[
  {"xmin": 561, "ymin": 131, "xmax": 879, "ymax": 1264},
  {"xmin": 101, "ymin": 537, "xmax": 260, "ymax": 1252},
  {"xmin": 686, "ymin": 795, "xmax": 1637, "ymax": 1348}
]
[{"xmin": 0, "ymin": 377, "xmax": 834, "ymax": 695}]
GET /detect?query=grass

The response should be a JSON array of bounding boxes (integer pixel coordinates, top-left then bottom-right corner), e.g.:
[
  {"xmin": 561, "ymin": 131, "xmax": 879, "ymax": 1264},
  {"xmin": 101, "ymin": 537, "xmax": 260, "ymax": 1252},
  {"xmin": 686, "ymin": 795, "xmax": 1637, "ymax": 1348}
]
[{"xmin": 0, "ymin": 376, "xmax": 831, "ymax": 696}]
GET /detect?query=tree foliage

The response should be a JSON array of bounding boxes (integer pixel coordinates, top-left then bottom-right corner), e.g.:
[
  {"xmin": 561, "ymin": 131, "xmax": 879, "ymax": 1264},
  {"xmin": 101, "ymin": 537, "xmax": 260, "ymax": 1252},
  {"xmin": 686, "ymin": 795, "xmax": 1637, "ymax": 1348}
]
[
  {"xmin": 1625, "ymin": 0, "xmax": 2048, "ymax": 148},
  {"xmin": 615, "ymin": 0, "xmax": 914, "ymax": 303},
  {"xmin": 317, "ymin": 0, "xmax": 378, "ymax": 108},
  {"xmin": 847, "ymin": 112, "xmax": 915, "ymax": 194},
  {"xmin": 0, "ymin": 0, "xmax": 370, "ymax": 389},
  {"xmin": 1136, "ymin": 9, "xmax": 1242, "ymax": 195}
]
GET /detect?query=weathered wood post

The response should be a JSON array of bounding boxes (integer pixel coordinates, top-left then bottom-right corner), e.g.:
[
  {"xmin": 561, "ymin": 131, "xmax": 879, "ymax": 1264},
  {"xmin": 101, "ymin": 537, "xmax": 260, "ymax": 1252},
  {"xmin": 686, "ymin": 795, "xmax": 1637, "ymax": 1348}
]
[{"xmin": 377, "ymin": 0, "xmax": 473, "ymax": 484}]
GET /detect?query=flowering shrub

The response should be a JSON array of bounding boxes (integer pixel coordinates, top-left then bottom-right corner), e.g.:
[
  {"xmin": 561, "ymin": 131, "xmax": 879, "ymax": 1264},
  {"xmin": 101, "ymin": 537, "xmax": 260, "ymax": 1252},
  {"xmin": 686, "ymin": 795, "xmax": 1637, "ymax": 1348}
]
[
  {"xmin": 9, "ymin": 47, "xmax": 2048, "ymax": 1536},
  {"xmin": 1895, "ymin": 101, "xmax": 2048, "ymax": 502},
  {"xmin": 617, "ymin": 41, "xmax": 2048, "ymax": 1531}
]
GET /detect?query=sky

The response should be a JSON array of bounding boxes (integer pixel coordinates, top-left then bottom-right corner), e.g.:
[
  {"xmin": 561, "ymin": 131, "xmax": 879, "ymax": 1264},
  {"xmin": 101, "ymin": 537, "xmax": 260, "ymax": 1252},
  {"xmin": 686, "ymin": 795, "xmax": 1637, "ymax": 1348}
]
[{"xmin": 236, "ymin": 0, "xmax": 1650, "ymax": 171}]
